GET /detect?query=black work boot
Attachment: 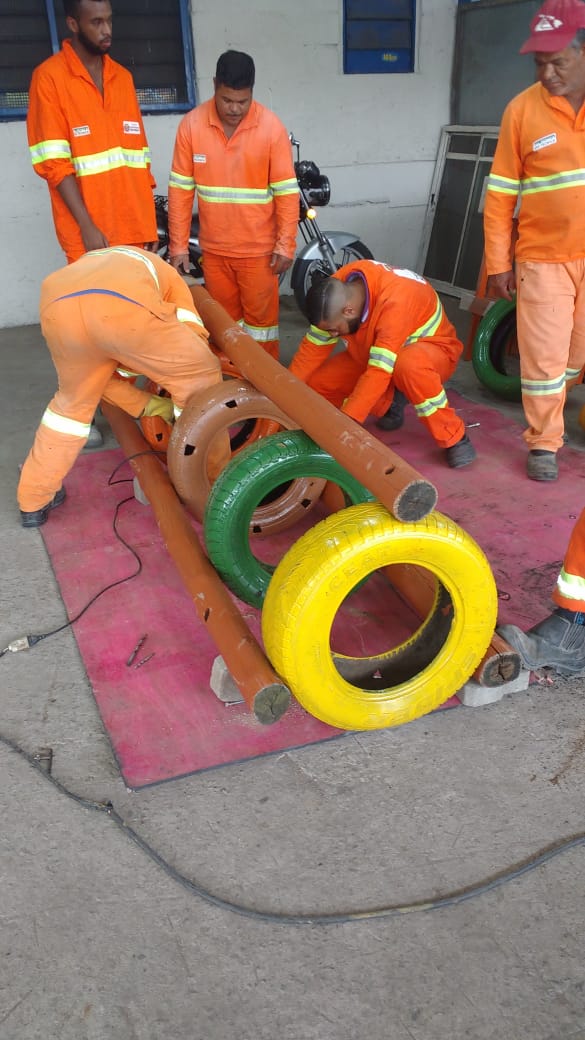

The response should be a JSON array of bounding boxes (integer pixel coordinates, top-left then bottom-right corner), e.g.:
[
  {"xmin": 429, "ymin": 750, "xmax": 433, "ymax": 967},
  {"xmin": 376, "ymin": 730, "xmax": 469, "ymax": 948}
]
[
  {"xmin": 20, "ymin": 487, "xmax": 67, "ymax": 529},
  {"xmin": 498, "ymin": 608, "xmax": 585, "ymax": 676},
  {"xmin": 376, "ymin": 389, "xmax": 408, "ymax": 431},
  {"xmin": 527, "ymin": 450, "xmax": 558, "ymax": 482},
  {"xmin": 445, "ymin": 433, "xmax": 476, "ymax": 469}
]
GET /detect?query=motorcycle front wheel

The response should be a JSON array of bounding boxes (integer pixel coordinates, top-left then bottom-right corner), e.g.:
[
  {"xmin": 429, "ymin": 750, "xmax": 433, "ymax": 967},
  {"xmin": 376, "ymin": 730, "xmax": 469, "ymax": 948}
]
[{"xmin": 291, "ymin": 240, "xmax": 373, "ymax": 318}]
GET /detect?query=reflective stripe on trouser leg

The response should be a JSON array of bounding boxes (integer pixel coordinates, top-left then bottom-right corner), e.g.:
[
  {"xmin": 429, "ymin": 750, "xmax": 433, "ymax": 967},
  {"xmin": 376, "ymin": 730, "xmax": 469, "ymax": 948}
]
[
  {"xmin": 18, "ymin": 295, "xmax": 121, "ymax": 511},
  {"xmin": 203, "ymin": 253, "xmax": 280, "ymax": 359},
  {"xmin": 552, "ymin": 506, "xmax": 585, "ymax": 611},
  {"xmin": 515, "ymin": 260, "xmax": 585, "ymax": 451},
  {"xmin": 17, "ymin": 422, "xmax": 90, "ymax": 511},
  {"xmin": 393, "ymin": 339, "xmax": 464, "ymax": 448}
]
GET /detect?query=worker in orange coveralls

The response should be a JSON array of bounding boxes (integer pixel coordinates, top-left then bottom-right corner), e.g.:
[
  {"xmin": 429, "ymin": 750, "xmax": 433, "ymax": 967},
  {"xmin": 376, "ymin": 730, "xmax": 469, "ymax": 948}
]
[
  {"xmin": 17, "ymin": 247, "xmax": 227, "ymax": 528},
  {"xmin": 289, "ymin": 260, "xmax": 476, "ymax": 469},
  {"xmin": 27, "ymin": 0, "xmax": 159, "ymax": 446},
  {"xmin": 483, "ymin": 0, "xmax": 585, "ymax": 483},
  {"xmin": 167, "ymin": 50, "xmax": 299, "ymax": 360},
  {"xmin": 498, "ymin": 507, "xmax": 585, "ymax": 674}
]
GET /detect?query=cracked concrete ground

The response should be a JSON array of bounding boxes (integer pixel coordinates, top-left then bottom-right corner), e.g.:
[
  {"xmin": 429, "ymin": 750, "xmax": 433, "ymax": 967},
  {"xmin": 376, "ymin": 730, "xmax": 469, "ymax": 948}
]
[{"xmin": 1, "ymin": 294, "xmax": 585, "ymax": 1040}]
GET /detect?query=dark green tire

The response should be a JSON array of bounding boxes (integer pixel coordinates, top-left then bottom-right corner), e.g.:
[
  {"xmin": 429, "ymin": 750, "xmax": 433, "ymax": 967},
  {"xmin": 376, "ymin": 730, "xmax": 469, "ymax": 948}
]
[
  {"xmin": 472, "ymin": 298, "xmax": 521, "ymax": 402},
  {"xmin": 203, "ymin": 430, "xmax": 374, "ymax": 608}
]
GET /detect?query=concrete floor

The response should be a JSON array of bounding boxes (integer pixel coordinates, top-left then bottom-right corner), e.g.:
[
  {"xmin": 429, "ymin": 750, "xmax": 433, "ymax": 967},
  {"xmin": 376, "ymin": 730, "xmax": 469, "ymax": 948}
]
[{"xmin": 1, "ymin": 295, "xmax": 585, "ymax": 1040}]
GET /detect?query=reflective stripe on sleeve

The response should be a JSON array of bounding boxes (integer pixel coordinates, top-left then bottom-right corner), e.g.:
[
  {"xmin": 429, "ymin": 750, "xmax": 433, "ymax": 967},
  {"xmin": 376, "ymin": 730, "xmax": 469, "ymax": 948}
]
[
  {"xmin": 270, "ymin": 177, "xmax": 300, "ymax": 197},
  {"xmin": 556, "ymin": 568, "xmax": 585, "ymax": 604},
  {"xmin": 368, "ymin": 344, "xmax": 396, "ymax": 374},
  {"xmin": 176, "ymin": 307, "xmax": 205, "ymax": 328},
  {"xmin": 306, "ymin": 325, "xmax": 338, "ymax": 347},
  {"xmin": 169, "ymin": 171, "xmax": 196, "ymax": 191},
  {"xmin": 30, "ymin": 139, "xmax": 72, "ymax": 164},
  {"xmin": 486, "ymin": 173, "xmax": 521, "ymax": 195}
]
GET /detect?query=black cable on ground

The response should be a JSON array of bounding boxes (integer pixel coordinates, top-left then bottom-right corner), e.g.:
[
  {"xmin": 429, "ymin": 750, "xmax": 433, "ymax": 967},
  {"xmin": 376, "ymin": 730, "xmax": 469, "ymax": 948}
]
[
  {"xmin": 1, "ymin": 729, "xmax": 584, "ymax": 926},
  {"xmin": 4, "ymin": 450, "xmax": 585, "ymax": 923},
  {"xmin": 1, "ymin": 450, "xmax": 164, "ymax": 657}
]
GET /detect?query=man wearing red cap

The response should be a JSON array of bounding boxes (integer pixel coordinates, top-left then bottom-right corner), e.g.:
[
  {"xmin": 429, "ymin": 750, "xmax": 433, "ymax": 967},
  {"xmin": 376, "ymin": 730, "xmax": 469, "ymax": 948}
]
[{"xmin": 483, "ymin": 0, "xmax": 585, "ymax": 481}]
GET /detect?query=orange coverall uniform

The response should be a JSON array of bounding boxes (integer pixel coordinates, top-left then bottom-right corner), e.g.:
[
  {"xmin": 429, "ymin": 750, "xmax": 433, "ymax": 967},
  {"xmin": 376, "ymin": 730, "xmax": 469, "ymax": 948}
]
[
  {"xmin": 17, "ymin": 247, "xmax": 225, "ymax": 513},
  {"xmin": 289, "ymin": 261, "xmax": 465, "ymax": 448},
  {"xmin": 167, "ymin": 98, "xmax": 299, "ymax": 359},
  {"xmin": 484, "ymin": 82, "xmax": 585, "ymax": 452},
  {"xmin": 27, "ymin": 39, "xmax": 157, "ymax": 263}
]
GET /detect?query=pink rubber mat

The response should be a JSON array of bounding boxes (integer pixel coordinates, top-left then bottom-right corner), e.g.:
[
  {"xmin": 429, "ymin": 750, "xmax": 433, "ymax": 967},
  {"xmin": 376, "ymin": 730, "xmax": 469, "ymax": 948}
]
[{"xmin": 39, "ymin": 390, "xmax": 581, "ymax": 788}]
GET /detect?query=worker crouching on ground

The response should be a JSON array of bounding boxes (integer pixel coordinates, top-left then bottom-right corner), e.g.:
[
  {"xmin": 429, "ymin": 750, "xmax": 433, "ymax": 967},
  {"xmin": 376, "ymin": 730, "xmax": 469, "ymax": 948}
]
[
  {"xmin": 17, "ymin": 246, "xmax": 228, "ymax": 528},
  {"xmin": 498, "ymin": 505, "xmax": 585, "ymax": 675},
  {"xmin": 289, "ymin": 260, "xmax": 476, "ymax": 468}
]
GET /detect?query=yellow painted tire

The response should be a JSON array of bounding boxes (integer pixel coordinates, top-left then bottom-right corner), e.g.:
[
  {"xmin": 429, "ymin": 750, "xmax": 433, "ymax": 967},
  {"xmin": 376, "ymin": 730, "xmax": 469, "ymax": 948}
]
[{"xmin": 262, "ymin": 504, "xmax": 497, "ymax": 731}]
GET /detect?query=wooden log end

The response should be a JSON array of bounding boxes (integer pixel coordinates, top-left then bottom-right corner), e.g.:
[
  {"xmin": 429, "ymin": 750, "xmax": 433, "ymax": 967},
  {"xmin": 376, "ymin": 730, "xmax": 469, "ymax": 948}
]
[
  {"xmin": 252, "ymin": 683, "xmax": 291, "ymax": 724},
  {"xmin": 393, "ymin": 480, "xmax": 438, "ymax": 523}
]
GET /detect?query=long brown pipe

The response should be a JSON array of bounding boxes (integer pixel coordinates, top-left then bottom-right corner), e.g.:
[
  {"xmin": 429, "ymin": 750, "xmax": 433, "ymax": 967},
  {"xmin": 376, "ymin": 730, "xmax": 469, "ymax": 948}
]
[
  {"xmin": 189, "ymin": 286, "xmax": 438, "ymax": 523},
  {"xmin": 101, "ymin": 401, "xmax": 291, "ymax": 725}
]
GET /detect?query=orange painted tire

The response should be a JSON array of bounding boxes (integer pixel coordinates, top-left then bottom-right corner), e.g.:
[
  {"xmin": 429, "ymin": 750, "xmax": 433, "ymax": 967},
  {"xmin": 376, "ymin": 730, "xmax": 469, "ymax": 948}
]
[{"xmin": 167, "ymin": 379, "xmax": 326, "ymax": 526}]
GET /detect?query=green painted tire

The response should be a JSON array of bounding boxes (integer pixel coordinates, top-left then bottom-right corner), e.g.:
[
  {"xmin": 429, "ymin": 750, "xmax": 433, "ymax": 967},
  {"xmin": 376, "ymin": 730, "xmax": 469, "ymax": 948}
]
[
  {"xmin": 203, "ymin": 430, "xmax": 374, "ymax": 608},
  {"xmin": 472, "ymin": 298, "xmax": 521, "ymax": 402}
]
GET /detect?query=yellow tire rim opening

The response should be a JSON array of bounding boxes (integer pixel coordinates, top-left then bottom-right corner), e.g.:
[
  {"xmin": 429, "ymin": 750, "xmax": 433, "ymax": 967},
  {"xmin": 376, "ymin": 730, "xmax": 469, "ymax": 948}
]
[{"xmin": 262, "ymin": 504, "xmax": 497, "ymax": 731}]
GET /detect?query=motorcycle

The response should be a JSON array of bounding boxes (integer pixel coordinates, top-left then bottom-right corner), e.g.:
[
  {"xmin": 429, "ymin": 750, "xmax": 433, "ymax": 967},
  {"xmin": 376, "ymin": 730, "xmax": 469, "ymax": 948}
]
[{"xmin": 155, "ymin": 134, "xmax": 373, "ymax": 316}]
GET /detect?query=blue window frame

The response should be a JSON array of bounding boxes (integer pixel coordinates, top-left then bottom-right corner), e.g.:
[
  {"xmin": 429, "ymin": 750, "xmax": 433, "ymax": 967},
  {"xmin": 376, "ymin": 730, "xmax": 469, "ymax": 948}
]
[
  {"xmin": 344, "ymin": 0, "xmax": 416, "ymax": 74},
  {"xmin": 0, "ymin": 0, "xmax": 196, "ymax": 121}
]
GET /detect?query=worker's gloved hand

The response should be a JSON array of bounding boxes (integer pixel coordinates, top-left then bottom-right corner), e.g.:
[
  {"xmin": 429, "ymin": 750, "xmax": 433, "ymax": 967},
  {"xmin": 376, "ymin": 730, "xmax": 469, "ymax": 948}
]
[{"xmin": 142, "ymin": 394, "xmax": 174, "ymax": 422}]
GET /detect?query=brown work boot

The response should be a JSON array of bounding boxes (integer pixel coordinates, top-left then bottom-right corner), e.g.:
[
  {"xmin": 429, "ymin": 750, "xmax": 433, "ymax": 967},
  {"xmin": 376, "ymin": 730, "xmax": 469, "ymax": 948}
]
[{"xmin": 527, "ymin": 450, "xmax": 557, "ymax": 482}]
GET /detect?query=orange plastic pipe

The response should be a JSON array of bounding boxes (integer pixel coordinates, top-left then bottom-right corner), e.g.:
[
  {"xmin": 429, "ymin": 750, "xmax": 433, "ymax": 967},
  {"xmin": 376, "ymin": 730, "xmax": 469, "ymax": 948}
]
[
  {"xmin": 189, "ymin": 286, "xmax": 438, "ymax": 523},
  {"xmin": 101, "ymin": 402, "xmax": 291, "ymax": 724}
]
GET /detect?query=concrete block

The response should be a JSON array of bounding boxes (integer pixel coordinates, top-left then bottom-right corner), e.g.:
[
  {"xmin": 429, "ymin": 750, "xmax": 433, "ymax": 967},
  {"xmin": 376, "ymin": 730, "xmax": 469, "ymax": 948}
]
[
  {"xmin": 209, "ymin": 656, "xmax": 245, "ymax": 705},
  {"xmin": 132, "ymin": 476, "xmax": 150, "ymax": 507},
  {"xmin": 457, "ymin": 668, "xmax": 531, "ymax": 707}
]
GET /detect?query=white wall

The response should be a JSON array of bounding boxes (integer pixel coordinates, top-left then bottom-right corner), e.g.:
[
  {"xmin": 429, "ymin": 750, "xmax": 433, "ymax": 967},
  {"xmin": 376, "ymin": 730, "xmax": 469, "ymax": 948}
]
[{"xmin": 0, "ymin": 0, "xmax": 457, "ymax": 327}]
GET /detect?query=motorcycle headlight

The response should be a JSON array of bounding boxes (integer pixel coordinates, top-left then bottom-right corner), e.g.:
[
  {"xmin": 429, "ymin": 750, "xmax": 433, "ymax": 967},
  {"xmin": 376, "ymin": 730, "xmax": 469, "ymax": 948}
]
[{"xmin": 295, "ymin": 161, "xmax": 331, "ymax": 207}]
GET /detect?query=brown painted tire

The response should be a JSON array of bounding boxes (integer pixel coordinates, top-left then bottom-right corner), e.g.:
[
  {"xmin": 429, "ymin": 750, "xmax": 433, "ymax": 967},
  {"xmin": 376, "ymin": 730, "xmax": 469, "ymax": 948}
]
[{"xmin": 167, "ymin": 380, "xmax": 326, "ymax": 527}]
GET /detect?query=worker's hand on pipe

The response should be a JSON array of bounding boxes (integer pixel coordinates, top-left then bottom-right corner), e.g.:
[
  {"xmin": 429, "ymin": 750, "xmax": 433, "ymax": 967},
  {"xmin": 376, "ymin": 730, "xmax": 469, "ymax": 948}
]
[
  {"xmin": 142, "ymin": 394, "xmax": 174, "ymax": 421},
  {"xmin": 486, "ymin": 271, "xmax": 516, "ymax": 301},
  {"xmin": 270, "ymin": 252, "xmax": 293, "ymax": 276},
  {"xmin": 169, "ymin": 253, "xmax": 191, "ymax": 274}
]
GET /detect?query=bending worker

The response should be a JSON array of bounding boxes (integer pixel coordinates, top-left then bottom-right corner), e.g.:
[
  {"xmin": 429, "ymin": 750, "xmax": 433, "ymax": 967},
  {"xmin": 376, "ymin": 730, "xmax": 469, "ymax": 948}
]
[
  {"xmin": 167, "ymin": 50, "xmax": 299, "ymax": 360},
  {"xmin": 483, "ymin": 0, "xmax": 585, "ymax": 482},
  {"xmin": 17, "ymin": 247, "xmax": 227, "ymax": 528},
  {"xmin": 289, "ymin": 260, "xmax": 476, "ymax": 469},
  {"xmin": 498, "ymin": 506, "xmax": 585, "ymax": 676}
]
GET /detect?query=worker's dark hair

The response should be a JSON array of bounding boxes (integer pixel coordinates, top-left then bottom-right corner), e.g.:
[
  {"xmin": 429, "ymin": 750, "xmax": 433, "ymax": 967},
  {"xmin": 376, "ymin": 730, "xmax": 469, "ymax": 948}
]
[
  {"xmin": 305, "ymin": 277, "xmax": 339, "ymax": 327},
  {"xmin": 215, "ymin": 51, "xmax": 255, "ymax": 90},
  {"xmin": 573, "ymin": 27, "xmax": 585, "ymax": 47},
  {"xmin": 63, "ymin": 0, "xmax": 105, "ymax": 17}
]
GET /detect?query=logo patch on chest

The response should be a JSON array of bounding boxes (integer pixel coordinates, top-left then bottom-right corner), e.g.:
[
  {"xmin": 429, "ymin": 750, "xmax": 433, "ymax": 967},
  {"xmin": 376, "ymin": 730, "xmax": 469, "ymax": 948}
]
[
  {"xmin": 72, "ymin": 125, "xmax": 90, "ymax": 137},
  {"xmin": 533, "ymin": 132, "xmax": 557, "ymax": 152},
  {"xmin": 123, "ymin": 121, "xmax": 141, "ymax": 135},
  {"xmin": 193, "ymin": 154, "xmax": 207, "ymax": 163}
]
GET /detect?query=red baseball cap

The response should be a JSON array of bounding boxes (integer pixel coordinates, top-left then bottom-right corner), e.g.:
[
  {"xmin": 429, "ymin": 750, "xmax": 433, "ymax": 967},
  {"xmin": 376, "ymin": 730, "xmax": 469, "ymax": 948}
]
[{"xmin": 520, "ymin": 0, "xmax": 585, "ymax": 53}]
